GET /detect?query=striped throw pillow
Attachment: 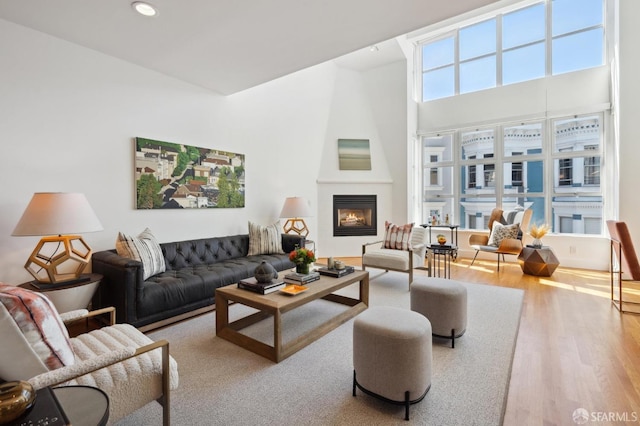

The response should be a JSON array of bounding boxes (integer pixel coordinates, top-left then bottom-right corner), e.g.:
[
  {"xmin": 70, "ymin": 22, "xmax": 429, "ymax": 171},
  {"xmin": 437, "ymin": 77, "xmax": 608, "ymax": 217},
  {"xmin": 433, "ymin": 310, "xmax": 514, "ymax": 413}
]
[
  {"xmin": 248, "ymin": 221, "xmax": 284, "ymax": 256},
  {"xmin": 383, "ymin": 221, "xmax": 414, "ymax": 251},
  {"xmin": 116, "ymin": 228, "xmax": 166, "ymax": 280}
]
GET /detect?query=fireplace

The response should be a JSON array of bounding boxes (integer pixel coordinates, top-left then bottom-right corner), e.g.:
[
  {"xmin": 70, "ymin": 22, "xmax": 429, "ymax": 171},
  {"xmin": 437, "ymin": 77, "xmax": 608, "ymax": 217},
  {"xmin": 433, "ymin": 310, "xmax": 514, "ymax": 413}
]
[{"xmin": 333, "ymin": 195, "xmax": 377, "ymax": 236}]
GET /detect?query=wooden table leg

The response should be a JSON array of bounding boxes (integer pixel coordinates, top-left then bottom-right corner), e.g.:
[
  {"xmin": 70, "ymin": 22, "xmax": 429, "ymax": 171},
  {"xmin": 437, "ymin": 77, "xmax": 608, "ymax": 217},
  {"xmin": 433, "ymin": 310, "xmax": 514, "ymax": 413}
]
[{"xmin": 215, "ymin": 292, "xmax": 229, "ymax": 334}]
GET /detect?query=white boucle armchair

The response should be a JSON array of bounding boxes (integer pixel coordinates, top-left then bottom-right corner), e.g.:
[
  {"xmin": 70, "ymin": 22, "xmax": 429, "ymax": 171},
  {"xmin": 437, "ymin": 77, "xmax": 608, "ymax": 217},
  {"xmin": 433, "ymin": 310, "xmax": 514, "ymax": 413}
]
[{"xmin": 0, "ymin": 299, "xmax": 178, "ymax": 426}]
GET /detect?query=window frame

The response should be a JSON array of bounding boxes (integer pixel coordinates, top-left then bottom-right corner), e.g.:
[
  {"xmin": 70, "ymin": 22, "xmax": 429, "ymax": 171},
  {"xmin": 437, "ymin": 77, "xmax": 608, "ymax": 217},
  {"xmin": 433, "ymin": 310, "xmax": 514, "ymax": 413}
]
[{"xmin": 417, "ymin": 0, "xmax": 605, "ymax": 102}]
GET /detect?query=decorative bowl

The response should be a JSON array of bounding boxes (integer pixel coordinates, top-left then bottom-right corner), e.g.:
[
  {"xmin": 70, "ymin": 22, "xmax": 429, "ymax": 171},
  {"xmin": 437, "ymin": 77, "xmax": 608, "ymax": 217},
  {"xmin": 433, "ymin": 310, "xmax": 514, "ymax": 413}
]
[{"xmin": 0, "ymin": 381, "xmax": 36, "ymax": 424}]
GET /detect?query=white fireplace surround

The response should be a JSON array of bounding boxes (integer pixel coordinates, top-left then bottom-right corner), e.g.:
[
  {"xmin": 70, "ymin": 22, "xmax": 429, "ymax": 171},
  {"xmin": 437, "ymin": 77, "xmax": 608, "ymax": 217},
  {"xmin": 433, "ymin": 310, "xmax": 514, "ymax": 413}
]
[{"xmin": 317, "ymin": 180, "xmax": 393, "ymax": 257}]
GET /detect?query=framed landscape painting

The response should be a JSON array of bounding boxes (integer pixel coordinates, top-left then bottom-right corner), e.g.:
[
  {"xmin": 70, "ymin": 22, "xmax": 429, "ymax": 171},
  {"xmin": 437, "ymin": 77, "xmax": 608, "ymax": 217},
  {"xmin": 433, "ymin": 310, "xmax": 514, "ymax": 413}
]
[
  {"xmin": 338, "ymin": 139, "xmax": 371, "ymax": 170},
  {"xmin": 134, "ymin": 137, "xmax": 245, "ymax": 209}
]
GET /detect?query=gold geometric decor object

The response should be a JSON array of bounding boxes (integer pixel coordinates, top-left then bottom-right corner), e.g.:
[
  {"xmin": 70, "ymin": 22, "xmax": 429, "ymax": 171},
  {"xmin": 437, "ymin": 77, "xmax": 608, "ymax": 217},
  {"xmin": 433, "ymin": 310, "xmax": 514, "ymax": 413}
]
[
  {"xmin": 12, "ymin": 193, "xmax": 103, "ymax": 286},
  {"xmin": 279, "ymin": 196, "xmax": 312, "ymax": 237},
  {"xmin": 24, "ymin": 235, "xmax": 93, "ymax": 284}
]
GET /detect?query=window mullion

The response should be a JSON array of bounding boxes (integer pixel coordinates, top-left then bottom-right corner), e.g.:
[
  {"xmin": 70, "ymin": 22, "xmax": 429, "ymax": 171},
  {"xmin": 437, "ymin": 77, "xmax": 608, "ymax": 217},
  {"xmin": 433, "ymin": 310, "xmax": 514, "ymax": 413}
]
[
  {"xmin": 454, "ymin": 29, "xmax": 460, "ymax": 96},
  {"xmin": 496, "ymin": 12, "xmax": 503, "ymax": 87}
]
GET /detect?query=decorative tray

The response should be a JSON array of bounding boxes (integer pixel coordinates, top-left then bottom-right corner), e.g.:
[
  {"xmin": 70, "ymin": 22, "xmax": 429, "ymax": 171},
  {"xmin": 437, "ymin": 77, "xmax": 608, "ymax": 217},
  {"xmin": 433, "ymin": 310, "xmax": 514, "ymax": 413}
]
[{"xmin": 280, "ymin": 284, "xmax": 308, "ymax": 295}]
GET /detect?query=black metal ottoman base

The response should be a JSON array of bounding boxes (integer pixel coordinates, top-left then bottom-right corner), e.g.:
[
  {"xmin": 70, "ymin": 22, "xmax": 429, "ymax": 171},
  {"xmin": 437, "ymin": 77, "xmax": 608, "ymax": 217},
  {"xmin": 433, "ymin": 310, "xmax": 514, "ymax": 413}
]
[
  {"xmin": 352, "ymin": 370, "xmax": 430, "ymax": 420},
  {"xmin": 432, "ymin": 327, "xmax": 466, "ymax": 348}
]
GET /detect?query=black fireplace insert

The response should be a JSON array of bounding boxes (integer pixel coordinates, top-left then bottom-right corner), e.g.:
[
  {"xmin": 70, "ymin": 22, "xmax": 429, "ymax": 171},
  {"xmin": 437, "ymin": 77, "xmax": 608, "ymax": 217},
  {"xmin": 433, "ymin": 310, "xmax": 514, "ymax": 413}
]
[{"xmin": 333, "ymin": 195, "xmax": 377, "ymax": 236}]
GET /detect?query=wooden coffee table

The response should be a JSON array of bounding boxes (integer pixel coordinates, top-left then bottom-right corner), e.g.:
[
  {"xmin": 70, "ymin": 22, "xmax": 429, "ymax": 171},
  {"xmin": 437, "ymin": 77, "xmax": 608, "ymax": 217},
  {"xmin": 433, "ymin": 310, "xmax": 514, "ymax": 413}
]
[{"xmin": 215, "ymin": 269, "xmax": 369, "ymax": 362}]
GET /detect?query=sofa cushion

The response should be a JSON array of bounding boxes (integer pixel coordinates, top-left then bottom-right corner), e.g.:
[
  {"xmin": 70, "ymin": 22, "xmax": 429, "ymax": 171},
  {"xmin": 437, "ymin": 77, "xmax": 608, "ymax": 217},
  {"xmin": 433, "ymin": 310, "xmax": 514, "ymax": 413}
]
[
  {"xmin": 382, "ymin": 221, "xmax": 414, "ymax": 251},
  {"xmin": 488, "ymin": 222, "xmax": 520, "ymax": 247},
  {"xmin": 116, "ymin": 228, "xmax": 166, "ymax": 280},
  {"xmin": 248, "ymin": 221, "xmax": 284, "ymax": 256},
  {"xmin": 0, "ymin": 284, "xmax": 75, "ymax": 374}
]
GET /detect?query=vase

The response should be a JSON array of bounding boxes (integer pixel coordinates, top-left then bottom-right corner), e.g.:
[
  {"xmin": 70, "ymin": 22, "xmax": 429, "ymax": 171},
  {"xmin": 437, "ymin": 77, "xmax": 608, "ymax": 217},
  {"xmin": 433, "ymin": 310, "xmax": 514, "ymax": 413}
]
[
  {"xmin": 296, "ymin": 263, "xmax": 310, "ymax": 275},
  {"xmin": 532, "ymin": 238, "xmax": 543, "ymax": 249}
]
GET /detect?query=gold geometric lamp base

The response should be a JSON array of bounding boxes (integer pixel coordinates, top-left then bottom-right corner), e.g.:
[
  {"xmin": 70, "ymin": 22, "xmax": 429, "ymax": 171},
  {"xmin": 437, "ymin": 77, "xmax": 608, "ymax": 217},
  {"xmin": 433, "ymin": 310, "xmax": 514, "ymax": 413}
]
[
  {"xmin": 25, "ymin": 234, "xmax": 92, "ymax": 284},
  {"xmin": 283, "ymin": 218, "xmax": 309, "ymax": 237}
]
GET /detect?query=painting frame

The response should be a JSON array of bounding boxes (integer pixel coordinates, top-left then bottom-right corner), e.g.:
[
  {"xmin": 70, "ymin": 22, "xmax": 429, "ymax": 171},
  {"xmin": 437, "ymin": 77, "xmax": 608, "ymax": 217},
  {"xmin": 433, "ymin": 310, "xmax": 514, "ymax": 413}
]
[
  {"xmin": 134, "ymin": 137, "xmax": 245, "ymax": 209},
  {"xmin": 338, "ymin": 139, "xmax": 371, "ymax": 171}
]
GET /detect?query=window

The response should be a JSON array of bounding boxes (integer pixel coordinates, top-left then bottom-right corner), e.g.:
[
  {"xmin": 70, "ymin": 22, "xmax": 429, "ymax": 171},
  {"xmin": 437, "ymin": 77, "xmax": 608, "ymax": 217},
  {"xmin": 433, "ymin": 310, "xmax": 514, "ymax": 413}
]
[
  {"xmin": 503, "ymin": 4, "xmax": 546, "ymax": 85},
  {"xmin": 558, "ymin": 157, "xmax": 573, "ymax": 186},
  {"xmin": 468, "ymin": 164, "xmax": 477, "ymax": 189},
  {"xmin": 483, "ymin": 154, "xmax": 495, "ymax": 187},
  {"xmin": 419, "ymin": 0, "xmax": 604, "ymax": 101},
  {"xmin": 422, "ymin": 37, "xmax": 455, "ymax": 101},
  {"xmin": 584, "ymin": 145, "xmax": 600, "ymax": 185},
  {"xmin": 551, "ymin": 0, "xmax": 604, "ymax": 75},
  {"xmin": 459, "ymin": 19, "xmax": 497, "ymax": 93},
  {"xmin": 421, "ymin": 114, "xmax": 603, "ymax": 235},
  {"xmin": 511, "ymin": 160, "xmax": 523, "ymax": 187}
]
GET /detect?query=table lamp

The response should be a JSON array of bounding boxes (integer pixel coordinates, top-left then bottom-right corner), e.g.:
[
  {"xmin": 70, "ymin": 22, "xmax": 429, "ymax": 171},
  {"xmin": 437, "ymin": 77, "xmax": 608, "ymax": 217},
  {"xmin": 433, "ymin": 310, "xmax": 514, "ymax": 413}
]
[
  {"xmin": 12, "ymin": 192, "xmax": 103, "ymax": 286},
  {"xmin": 279, "ymin": 196, "xmax": 311, "ymax": 237}
]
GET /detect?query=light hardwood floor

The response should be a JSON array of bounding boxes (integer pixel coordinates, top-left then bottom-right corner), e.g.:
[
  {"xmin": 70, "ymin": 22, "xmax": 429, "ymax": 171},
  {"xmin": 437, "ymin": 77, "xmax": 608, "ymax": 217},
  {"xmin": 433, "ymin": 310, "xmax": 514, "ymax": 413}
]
[{"xmin": 331, "ymin": 256, "xmax": 640, "ymax": 425}]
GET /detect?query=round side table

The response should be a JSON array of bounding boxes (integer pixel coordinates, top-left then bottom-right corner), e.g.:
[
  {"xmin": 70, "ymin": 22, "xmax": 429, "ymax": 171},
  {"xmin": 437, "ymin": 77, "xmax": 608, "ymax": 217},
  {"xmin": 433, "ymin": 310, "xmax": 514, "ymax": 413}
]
[
  {"xmin": 518, "ymin": 246, "xmax": 559, "ymax": 277},
  {"xmin": 54, "ymin": 385, "xmax": 109, "ymax": 426},
  {"xmin": 19, "ymin": 273, "xmax": 102, "ymax": 313}
]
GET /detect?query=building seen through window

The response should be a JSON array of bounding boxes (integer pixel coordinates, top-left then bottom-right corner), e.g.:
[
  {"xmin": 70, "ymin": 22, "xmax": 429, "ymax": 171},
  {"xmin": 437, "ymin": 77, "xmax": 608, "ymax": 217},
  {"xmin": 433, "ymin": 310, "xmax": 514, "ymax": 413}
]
[{"xmin": 421, "ymin": 114, "xmax": 603, "ymax": 234}]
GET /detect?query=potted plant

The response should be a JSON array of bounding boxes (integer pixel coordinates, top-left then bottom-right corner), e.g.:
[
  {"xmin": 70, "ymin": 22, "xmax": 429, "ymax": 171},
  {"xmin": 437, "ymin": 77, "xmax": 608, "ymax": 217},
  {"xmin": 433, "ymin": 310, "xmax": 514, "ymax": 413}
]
[
  {"xmin": 289, "ymin": 247, "xmax": 316, "ymax": 275},
  {"xmin": 529, "ymin": 224, "xmax": 550, "ymax": 248}
]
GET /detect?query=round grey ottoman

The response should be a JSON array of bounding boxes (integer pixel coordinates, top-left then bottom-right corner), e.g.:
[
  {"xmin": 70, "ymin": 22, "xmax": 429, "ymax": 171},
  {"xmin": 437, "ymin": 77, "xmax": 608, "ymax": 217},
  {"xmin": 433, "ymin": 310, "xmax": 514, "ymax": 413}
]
[
  {"xmin": 410, "ymin": 277, "xmax": 467, "ymax": 348},
  {"xmin": 352, "ymin": 306, "xmax": 432, "ymax": 420}
]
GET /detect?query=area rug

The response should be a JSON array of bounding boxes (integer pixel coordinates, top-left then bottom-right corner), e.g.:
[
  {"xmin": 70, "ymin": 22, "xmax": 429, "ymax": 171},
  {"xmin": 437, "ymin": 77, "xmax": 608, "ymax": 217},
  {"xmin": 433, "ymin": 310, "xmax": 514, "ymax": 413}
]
[{"xmin": 117, "ymin": 271, "xmax": 524, "ymax": 425}]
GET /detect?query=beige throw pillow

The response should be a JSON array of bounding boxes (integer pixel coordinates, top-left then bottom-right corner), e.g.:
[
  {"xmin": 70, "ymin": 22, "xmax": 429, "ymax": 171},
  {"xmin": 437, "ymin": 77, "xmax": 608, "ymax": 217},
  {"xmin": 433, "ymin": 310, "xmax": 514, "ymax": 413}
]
[
  {"xmin": 248, "ymin": 221, "xmax": 284, "ymax": 256},
  {"xmin": 116, "ymin": 228, "xmax": 166, "ymax": 280},
  {"xmin": 488, "ymin": 222, "xmax": 520, "ymax": 247}
]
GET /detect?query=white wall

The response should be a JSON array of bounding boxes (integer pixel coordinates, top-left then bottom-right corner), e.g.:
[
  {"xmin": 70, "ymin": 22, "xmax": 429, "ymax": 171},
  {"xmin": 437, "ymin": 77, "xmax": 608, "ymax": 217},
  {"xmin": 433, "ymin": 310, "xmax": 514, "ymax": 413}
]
[
  {"xmin": 316, "ymin": 61, "xmax": 408, "ymax": 257},
  {"xmin": 0, "ymin": 18, "xmax": 409, "ymax": 283},
  {"xmin": 618, "ymin": 0, "xmax": 640, "ymax": 252}
]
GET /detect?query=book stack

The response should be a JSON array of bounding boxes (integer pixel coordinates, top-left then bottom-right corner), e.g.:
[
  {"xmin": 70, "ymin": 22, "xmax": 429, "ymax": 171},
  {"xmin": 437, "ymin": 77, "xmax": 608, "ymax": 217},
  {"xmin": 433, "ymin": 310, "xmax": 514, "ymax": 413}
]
[
  {"xmin": 317, "ymin": 265, "xmax": 355, "ymax": 278},
  {"xmin": 237, "ymin": 277, "xmax": 285, "ymax": 294},
  {"xmin": 284, "ymin": 271, "xmax": 321, "ymax": 284}
]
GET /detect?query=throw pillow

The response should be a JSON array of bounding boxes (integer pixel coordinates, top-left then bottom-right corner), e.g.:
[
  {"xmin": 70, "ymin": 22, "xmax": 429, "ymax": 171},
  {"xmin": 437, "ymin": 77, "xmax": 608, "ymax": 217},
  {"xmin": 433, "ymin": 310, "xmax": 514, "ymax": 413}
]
[
  {"xmin": 116, "ymin": 228, "xmax": 166, "ymax": 280},
  {"xmin": 488, "ymin": 222, "xmax": 520, "ymax": 247},
  {"xmin": 248, "ymin": 221, "xmax": 284, "ymax": 256},
  {"xmin": 0, "ymin": 284, "xmax": 75, "ymax": 370},
  {"xmin": 382, "ymin": 221, "xmax": 414, "ymax": 251}
]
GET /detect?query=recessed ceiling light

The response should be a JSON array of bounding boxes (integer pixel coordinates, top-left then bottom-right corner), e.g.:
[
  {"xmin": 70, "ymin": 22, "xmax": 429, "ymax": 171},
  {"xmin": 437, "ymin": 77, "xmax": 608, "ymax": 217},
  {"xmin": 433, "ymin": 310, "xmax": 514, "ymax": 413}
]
[
  {"xmin": 132, "ymin": 1, "xmax": 158, "ymax": 17},
  {"xmin": 369, "ymin": 45, "xmax": 379, "ymax": 52}
]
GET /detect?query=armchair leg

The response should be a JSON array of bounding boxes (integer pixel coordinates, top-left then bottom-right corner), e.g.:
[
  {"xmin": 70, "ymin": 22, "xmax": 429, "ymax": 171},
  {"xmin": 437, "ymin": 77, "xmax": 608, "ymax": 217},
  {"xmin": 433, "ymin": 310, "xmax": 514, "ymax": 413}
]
[
  {"xmin": 470, "ymin": 250, "xmax": 479, "ymax": 266},
  {"xmin": 162, "ymin": 342, "xmax": 170, "ymax": 426}
]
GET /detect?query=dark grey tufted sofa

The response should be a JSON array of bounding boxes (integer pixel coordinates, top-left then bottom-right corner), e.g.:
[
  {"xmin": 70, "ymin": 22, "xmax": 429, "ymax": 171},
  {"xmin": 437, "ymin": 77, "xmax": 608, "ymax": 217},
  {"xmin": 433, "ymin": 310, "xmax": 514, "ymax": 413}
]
[{"xmin": 91, "ymin": 233, "xmax": 305, "ymax": 331}]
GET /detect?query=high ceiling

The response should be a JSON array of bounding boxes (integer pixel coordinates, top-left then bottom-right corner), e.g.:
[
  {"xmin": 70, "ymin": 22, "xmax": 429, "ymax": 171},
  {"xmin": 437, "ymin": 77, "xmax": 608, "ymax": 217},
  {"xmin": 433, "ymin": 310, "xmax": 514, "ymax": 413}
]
[{"xmin": 0, "ymin": 0, "xmax": 498, "ymax": 95}]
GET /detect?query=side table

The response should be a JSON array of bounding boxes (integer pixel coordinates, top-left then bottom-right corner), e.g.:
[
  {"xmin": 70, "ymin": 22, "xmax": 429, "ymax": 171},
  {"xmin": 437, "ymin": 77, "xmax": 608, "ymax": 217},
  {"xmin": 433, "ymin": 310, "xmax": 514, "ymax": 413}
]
[
  {"xmin": 53, "ymin": 386, "xmax": 109, "ymax": 426},
  {"xmin": 518, "ymin": 246, "xmax": 559, "ymax": 277},
  {"xmin": 429, "ymin": 244, "xmax": 457, "ymax": 279},
  {"xmin": 9, "ymin": 385, "xmax": 109, "ymax": 426},
  {"xmin": 19, "ymin": 273, "xmax": 102, "ymax": 313}
]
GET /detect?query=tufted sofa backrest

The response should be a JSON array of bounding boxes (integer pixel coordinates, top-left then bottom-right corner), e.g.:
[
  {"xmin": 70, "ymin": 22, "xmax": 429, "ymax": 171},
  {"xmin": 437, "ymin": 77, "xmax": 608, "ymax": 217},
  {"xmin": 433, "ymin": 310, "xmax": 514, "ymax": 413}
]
[{"xmin": 161, "ymin": 235, "xmax": 249, "ymax": 271}]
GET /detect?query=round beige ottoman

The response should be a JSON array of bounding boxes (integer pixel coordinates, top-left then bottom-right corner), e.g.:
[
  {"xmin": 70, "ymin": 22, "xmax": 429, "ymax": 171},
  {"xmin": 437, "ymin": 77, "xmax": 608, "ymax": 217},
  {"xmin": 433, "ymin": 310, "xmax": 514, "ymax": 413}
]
[
  {"xmin": 352, "ymin": 306, "xmax": 432, "ymax": 420},
  {"xmin": 410, "ymin": 277, "xmax": 467, "ymax": 348}
]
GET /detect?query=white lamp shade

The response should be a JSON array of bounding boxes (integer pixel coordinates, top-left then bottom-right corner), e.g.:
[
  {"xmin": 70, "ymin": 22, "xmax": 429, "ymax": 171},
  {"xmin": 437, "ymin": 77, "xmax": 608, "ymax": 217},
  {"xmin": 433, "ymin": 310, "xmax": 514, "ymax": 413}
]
[
  {"xmin": 12, "ymin": 192, "xmax": 103, "ymax": 236},
  {"xmin": 279, "ymin": 197, "xmax": 311, "ymax": 218}
]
